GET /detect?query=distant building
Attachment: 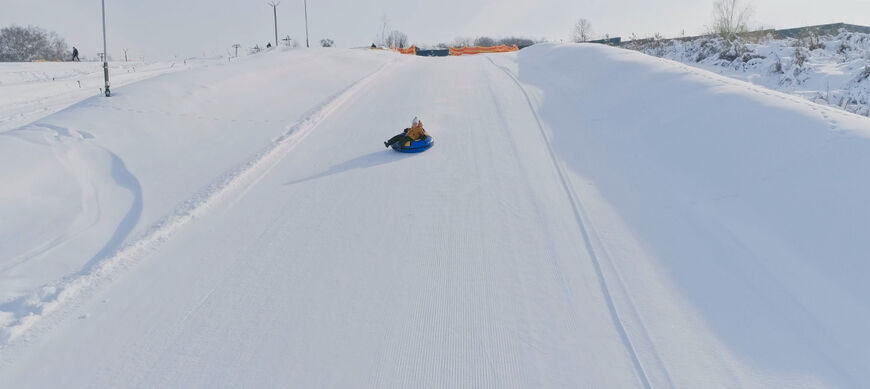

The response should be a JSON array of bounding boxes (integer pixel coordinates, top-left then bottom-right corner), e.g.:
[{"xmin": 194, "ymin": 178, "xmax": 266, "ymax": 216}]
[
  {"xmin": 416, "ymin": 49, "xmax": 449, "ymax": 57},
  {"xmin": 590, "ymin": 37, "xmax": 621, "ymax": 46}
]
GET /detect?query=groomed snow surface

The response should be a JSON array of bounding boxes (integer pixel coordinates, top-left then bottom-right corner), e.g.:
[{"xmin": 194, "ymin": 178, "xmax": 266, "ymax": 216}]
[{"xmin": 1, "ymin": 44, "xmax": 869, "ymax": 388}]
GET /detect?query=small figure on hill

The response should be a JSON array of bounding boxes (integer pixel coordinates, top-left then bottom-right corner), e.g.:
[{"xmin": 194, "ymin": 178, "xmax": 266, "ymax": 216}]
[
  {"xmin": 72, "ymin": 47, "xmax": 80, "ymax": 62},
  {"xmin": 385, "ymin": 117, "xmax": 428, "ymax": 148},
  {"xmin": 371, "ymin": 43, "xmax": 377, "ymax": 49},
  {"xmin": 266, "ymin": 42, "xmax": 272, "ymax": 48}
]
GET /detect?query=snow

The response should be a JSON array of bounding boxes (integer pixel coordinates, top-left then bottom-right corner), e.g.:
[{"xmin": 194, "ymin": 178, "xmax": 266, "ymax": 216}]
[
  {"xmin": 0, "ymin": 49, "xmax": 393, "ymax": 340},
  {"xmin": 0, "ymin": 59, "xmax": 228, "ymax": 132},
  {"xmin": 625, "ymin": 30, "xmax": 870, "ymax": 116},
  {"xmin": 1, "ymin": 44, "xmax": 870, "ymax": 387}
]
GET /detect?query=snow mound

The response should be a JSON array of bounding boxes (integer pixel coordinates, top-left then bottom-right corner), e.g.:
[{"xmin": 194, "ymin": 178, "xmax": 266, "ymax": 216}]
[
  {"xmin": 510, "ymin": 43, "xmax": 870, "ymax": 387},
  {"xmin": 624, "ymin": 30, "xmax": 870, "ymax": 116}
]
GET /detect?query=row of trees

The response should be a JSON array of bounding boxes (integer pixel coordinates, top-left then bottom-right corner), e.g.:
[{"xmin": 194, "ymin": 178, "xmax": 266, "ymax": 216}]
[
  {"xmin": 0, "ymin": 25, "xmax": 70, "ymax": 62},
  {"xmin": 372, "ymin": 0, "xmax": 752, "ymax": 51},
  {"xmin": 446, "ymin": 36, "xmax": 536, "ymax": 48},
  {"xmin": 375, "ymin": 14, "xmax": 538, "ymax": 49},
  {"xmin": 572, "ymin": 0, "xmax": 754, "ymax": 44},
  {"xmin": 4, "ymin": 2, "xmax": 755, "ymax": 62}
]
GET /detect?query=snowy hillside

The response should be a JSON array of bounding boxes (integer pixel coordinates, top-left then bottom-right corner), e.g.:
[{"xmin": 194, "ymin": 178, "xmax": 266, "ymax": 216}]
[
  {"xmin": 1, "ymin": 44, "xmax": 870, "ymax": 388},
  {"xmin": 624, "ymin": 30, "xmax": 870, "ymax": 116},
  {"xmin": 0, "ymin": 58, "xmax": 226, "ymax": 132}
]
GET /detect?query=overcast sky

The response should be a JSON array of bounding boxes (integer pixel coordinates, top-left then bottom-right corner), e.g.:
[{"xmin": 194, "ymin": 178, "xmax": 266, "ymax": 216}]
[{"xmin": 3, "ymin": 0, "xmax": 870, "ymax": 60}]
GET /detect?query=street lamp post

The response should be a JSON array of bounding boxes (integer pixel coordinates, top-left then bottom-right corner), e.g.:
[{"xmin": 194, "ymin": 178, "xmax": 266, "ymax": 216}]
[
  {"xmin": 268, "ymin": 2, "xmax": 280, "ymax": 48},
  {"xmin": 303, "ymin": 0, "xmax": 309, "ymax": 48},
  {"xmin": 101, "ymin": 0, "xmax": 110, "ymax": 97}
]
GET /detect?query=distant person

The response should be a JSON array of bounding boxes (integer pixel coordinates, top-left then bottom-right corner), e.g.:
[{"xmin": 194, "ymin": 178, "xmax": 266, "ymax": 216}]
[
  {"xmin": 385, "ymin": 117, "xmax": 428, "ymax": 148},
  {"xmin": 266, "ymin": 42, "xmax": 272, "ymax": 48},
  {"xmin": 371, "ymin": 43, "xmax": 377, "ymax": 49},
  {"xmin": 71, "ymin": 47, "xmax": 80, "ymax": 62}
]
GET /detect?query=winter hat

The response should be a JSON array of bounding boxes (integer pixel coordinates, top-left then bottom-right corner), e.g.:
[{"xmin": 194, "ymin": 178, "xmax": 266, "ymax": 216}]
[{"xmin": 411, "ymin": 116, "xmax": 421, "ymax": 127}]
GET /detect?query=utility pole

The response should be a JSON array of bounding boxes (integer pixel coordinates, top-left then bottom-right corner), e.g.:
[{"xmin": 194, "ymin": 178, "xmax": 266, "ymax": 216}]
[
  {"xmin": 123, "ymin": 48, "xmax": 128, "ymax": 62},
  {"xmin": 232, "ymin": 43, "xmax": 241, "ymax": 57},
  {"xmin": 101, "ymin": 0, "xmax": 110, "ymax": 96},
  {"xmin": 268, "ymin": 1, "xmax": 280, "ymax": 48},
  {"xmin": 303, "ymin": 0, "xmax": 310, "ymax": 48}
]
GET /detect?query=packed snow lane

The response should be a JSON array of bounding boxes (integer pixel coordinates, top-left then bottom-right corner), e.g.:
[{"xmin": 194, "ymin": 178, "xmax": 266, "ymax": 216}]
[
  {"xmin": 1, "ymin": 53, "xmax": 646, "ymax": 388},
  {"xmin": 2, "ymin": 44, "xmax": 870, "ymax": 388},
  {"xmin": 492, "ymin": 44, "xmax": 870, "ymax": 387}
]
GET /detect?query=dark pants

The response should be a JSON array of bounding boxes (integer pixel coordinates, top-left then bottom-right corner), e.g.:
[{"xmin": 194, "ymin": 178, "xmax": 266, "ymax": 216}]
[{"xmin": 386, "ymin": 134, "xmax": 411, "ymax": 147}]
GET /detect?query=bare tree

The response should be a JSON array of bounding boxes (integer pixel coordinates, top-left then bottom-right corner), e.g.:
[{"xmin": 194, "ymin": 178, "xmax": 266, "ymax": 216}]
[
  {"xmin": 385, "ymin": 30, "xmax": 408, "ymax": 48},
  {"xmin": 498, "ymin": 36, "xmax": 535, "ymax": 48},
  {"xmin": 474, "ymin": 36, "xmax": 497, "ymax": 47},
  {"xmin": 376, "ymin": 15, "xmax": 390, "ymax": 47},
  {"xmin": 453, "ymin": 37, "xmax": 472, "ymax": 47},
  {"xmin": 711, "ymin": 0, "xmax": 753, "ymax": 40},
  {"xmin": 573, "ymin": 19, "xmax": 594, "ymax": 42}
]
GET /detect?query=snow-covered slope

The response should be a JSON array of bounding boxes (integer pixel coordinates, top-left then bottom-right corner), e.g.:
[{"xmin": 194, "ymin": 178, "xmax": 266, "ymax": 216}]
[
  {"xmin": 0, "ymin": 48, "xmax": 392, "ymax": 313},
  {"xmin": 0, "ymin": 59, "xmax": 230, "ymax": 132},
  {"xmin": 1, "ymin": 44, "xmax": 869, "ymax": 388},
  {"xmin": 625, "ymin": 31, "xmax": 870, "ymax": 116}
]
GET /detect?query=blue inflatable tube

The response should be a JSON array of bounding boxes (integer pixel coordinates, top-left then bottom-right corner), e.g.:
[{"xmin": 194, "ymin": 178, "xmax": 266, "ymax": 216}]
[{"xmin": 392, "ymin": 135, "xmax": 434, "ymax": 153}]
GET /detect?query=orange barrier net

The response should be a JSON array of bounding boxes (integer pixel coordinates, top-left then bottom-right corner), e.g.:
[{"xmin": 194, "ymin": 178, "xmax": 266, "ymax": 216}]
[
  {"xmin": 395, "ymin": 45, "xmax": 417, "ymax": 55},
  {"xmin": 449, "ymin": 44, "xmax": 518, "ymax": 56},
  {"xmin": 391, "ymin": 44, "xmax": 518, "ymax": 56}
]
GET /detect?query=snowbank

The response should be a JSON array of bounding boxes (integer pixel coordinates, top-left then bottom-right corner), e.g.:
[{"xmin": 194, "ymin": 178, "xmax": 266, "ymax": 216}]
[{"xmin": 497, "ymin": 42, "xmax": 870, "ymax": 387}]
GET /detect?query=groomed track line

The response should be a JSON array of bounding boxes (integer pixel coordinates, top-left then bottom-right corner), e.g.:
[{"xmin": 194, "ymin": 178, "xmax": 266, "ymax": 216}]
[{"xmin": 485, "ymin": 56, "xmax": 655, "ymax": 389}]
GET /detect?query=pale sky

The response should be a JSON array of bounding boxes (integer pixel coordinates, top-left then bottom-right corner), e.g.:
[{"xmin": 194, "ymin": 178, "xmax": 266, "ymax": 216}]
[{"xmin": 2, "ymin": 0, "xmax": 870, "ymax": 60}]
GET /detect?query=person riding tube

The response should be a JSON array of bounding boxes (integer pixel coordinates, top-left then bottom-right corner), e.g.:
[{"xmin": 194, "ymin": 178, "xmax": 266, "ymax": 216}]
[{"xmin": 385, "ymin": 116, "xmax": 428, "ymax": 148}]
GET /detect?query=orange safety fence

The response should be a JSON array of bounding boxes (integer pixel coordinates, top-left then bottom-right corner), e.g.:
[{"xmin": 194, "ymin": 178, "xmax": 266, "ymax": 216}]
[
  {"xmin": 395, "ymin": 45, "xmax": 417, "ymax": 55},
  {"xmin": 449, "ymin": 44, "xmax": 518, "ymax": 56},
  {"xmin": 390, "ymin": 44, "xmax": 519, "ymax": 56}
]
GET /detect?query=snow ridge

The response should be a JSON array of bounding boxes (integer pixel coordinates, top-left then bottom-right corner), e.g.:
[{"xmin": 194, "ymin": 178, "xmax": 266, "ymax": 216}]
[
  {"xmin": 486, "ymin": 56, "xmax": 667, "ymax": 388},
  {"xmin": 0, "ymin": 59, "xmax": 399, "ymax": 346}
]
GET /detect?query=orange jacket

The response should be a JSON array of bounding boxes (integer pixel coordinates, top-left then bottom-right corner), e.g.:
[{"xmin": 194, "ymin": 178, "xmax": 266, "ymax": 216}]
[{"xmin": 405, "ymin": 121, "xmax": 428, "ymax": 140}]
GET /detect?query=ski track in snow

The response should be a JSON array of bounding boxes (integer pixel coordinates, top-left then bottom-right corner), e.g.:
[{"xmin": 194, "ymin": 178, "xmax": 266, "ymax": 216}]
[
  {"xmin": 487, "ymin": 55, "xmax": 671, "ymax": 389},
  {"xmin": 0, "ymin": 59, "xmax": 400, "ymax": 348}
]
